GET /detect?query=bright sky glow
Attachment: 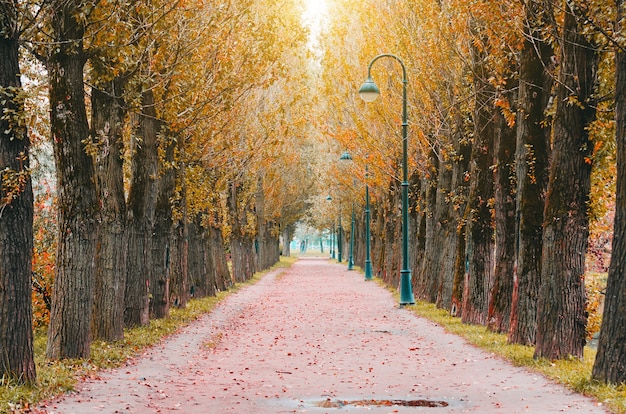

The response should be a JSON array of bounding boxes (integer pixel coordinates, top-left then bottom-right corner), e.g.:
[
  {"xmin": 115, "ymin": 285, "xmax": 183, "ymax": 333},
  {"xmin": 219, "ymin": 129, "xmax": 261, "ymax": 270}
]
[{"xmin": 302, "ymin": 0, "xmax": 328, "ymax": 53}]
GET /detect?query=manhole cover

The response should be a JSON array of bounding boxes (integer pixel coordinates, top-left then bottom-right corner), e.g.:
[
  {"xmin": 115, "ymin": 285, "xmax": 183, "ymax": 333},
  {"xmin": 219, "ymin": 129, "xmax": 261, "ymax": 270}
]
[{"xmin": 315, "ymin": 398, "xmax": 449, "ymax": 408}]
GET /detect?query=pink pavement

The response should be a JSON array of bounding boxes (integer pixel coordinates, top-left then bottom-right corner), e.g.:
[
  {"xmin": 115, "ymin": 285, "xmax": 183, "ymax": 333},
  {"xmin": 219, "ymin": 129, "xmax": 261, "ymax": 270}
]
[{"xmin": 39, "ymin": 257, "xmax": 609, "ymax": 413}]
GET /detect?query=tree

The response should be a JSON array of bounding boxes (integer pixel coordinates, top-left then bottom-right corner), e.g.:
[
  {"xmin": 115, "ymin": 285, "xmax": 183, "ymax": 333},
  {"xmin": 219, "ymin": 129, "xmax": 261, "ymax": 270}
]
[
  {"xmin": 534, "ymin": 1, "xmax": 599, "ymax": 360},
  {"xmin": 592, "ymin": 0, "xmax": 626, "ymax": 383},
  {"xmin": 124, "ymin": 88, "xmax": 158, "ymax": 327},
  {"xmin": 45, "ymin": 0, "xmax": 99, "ymax": 360},
  {"xmin": 0, "ymin": 0, "xmax": 36, "ymax": 383},
  {"xmin": 461, "ymin": 25, "xmax": 496, "ymax": 325},
  {"xmin": 90, "ymin": 74, "xmax": 128, "ymax": 341},
  {"xmin": 508, "ymin": 1, "xmax": 553, "ymax": 346},
  {"xmin": 151, "ymin": 133, "xmax": 175, "ymax": 317},
  {"xmin": 487, "ymin": 82, "xmax": 517, "ymax": 334}
]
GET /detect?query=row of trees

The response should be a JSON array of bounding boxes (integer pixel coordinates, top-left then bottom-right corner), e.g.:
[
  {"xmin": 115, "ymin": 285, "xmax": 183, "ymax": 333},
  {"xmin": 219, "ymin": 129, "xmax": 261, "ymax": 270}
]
[
  {"xmin": 1, "ymin": 0, "xmax": 318, "ymax": 385},
  {"xmin": 316, "ymin": 0, "xmax": 625, "ymax": 384},
  {"xmin": 3, "ymin": 0, "xmax": 625, "ymax": 391}
]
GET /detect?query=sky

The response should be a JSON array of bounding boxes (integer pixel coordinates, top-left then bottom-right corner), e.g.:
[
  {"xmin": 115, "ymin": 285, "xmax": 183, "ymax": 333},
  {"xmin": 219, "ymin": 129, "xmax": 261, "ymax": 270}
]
[{"xmin": 301, "ymin": 0, "xmax": 328, "ymax": 55}]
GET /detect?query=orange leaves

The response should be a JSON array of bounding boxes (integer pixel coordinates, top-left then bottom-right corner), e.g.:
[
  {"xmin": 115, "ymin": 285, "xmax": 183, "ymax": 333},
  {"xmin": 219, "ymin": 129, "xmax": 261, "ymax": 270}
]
[
  {"xmin": 32, "ymin": 188, "xmax": 57, "ymax": 328},
  {"xmin": 495, "ymin": 96, "xmax": 516, "ymax": 128}
]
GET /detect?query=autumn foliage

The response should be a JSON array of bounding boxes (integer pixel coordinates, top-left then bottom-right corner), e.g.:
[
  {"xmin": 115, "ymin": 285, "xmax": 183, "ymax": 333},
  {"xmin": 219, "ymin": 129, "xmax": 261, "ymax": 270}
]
[{"xmin": 1, "ymin": 0, "xmax": 624, "ymax": 387}]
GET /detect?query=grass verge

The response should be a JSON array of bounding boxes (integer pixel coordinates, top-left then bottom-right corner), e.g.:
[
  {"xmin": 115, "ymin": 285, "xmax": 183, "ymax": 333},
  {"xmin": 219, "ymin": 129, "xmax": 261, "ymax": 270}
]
[
  {"xmin": 1, "ymin": 256, "xmax": 296, "ymax": 413},
  {"xmin": 407, "ymin": 300, "xmax": 626, "ymax": 414}
]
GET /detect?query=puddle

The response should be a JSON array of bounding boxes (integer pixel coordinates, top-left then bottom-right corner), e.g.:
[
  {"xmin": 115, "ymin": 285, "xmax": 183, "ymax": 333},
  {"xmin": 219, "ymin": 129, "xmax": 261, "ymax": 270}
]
[{"xmin": 314, "ymin": 398, "xmax": 449, "ymax": 408}]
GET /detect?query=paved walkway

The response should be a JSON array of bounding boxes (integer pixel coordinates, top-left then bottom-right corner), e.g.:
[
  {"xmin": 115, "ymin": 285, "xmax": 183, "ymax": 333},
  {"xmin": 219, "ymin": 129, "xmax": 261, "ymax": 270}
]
[{"xmin": 41, "ymin": 257, "xmax": 608, "ymax": 413}]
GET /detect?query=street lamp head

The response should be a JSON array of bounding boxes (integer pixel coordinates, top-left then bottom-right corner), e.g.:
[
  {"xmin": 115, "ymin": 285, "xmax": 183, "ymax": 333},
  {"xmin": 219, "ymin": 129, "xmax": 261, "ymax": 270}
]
[
  {"xmin": 358, "ymin": 76, "xmax": 380, "ymax": 102},
  {"xmin": 339, "ymin": 151, "xmax": 353, "ymax": 161},
  {"xmin": 326, "ymin": 195, "xmax": 332, "ymax": 201}
]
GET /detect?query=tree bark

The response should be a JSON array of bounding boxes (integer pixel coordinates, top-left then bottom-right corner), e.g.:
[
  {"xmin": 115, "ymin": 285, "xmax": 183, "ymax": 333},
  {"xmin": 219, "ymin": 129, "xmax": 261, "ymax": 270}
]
[
  {"xmin": 169, "ymin": 144, "xmax": 188, "ymax": 309},
  {"xmin": 0, "ymin": 4, "xmax": 36, "ymax": 382},
  {"xmin": 170, "ymin": 220, "xmax": 188, "ymax": 308},
  {"xmin": 91, "ymin": 77, "xmax": 127, "ymax": 341},
  {"xmin": 535, "ymin": 3, "xmax": 598, "ymax": 360},
  {"xmin": 487, "ymin": 86, "xmax": 517, "ymax": 333},
  {"xmin": 255, "ymin": 178, "xmax": 278, "ymax": 270},
  {"xmin": 449, "ymin": 127, "xmax": 472, "ymax": 316},
  {"xmin": 46, "ymin": 0, "xmax": 99, "ymax": 360},
  {"xmin": 591, "ymin": 0, "xmax": 626, "ymax": 383},
  {"xmin": 150, "ymin": 137, "xmax": 175, "ymax": 318},
  {"xmin": 228, "ymin": 180, "xmax": 256, "ymax": 283},
  {"xmin": 462, "ymin": 36, "xmax": 495, "ymax": 325},
  {"xmin": 209, "ymin": 223, "xmax": 231, "ymax": 291},
  {"xmin": 124, "ymin": 89, "xmax": 159, "ymax": 327},
  {"xmin": 281, "ymin": 224, "xmax": 294, "ymax": 257},
  {"xmin": 508, "ymin": 4, "xmax": 553, "ymax": 345},
  {"xmin": 416, "ymin": 151, "xmax": 438, "ymax": 301},
  {"xmin": 432, "ymin": 151, "xmax": 453, "ymax": 308},
  {"xmin": 188, "ymin": 213, "xmax": 214, "ymax": 298},
  {"xmin": 380, "ymin": 181, "xmax": 401, "ymax": 287}
]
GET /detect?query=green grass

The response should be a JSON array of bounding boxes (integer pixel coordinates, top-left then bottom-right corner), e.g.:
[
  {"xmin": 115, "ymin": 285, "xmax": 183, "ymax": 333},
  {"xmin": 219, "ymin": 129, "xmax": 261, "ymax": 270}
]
[
  {"xmin": 0, "ymin": 257, "xmax": 295, "ymax": 413},
  {"xmin": 407, "ymin": 300, "xmax": 626, "ymax": 414}
]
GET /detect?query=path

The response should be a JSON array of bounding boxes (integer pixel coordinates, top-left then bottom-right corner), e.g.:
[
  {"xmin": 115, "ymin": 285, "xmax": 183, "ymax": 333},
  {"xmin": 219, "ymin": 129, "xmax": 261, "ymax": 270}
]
[{"xmin": 40, "ymin": 257, "xmax": 607, "ymax": 413}]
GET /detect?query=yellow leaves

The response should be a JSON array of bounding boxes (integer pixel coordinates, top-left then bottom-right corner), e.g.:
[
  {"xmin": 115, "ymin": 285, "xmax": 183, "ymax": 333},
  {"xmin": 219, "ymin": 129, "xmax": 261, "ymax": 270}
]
[
  {"xmin": 1, "ymin": 152, "xmax": 31, "ymax": 209},
  {"xmin": 495, "ymin": 96, "xmax": 516, "ymax": 128},
  {"xmin": 565, "ymin": 94, "xmax": 586, "ymax": 110}
]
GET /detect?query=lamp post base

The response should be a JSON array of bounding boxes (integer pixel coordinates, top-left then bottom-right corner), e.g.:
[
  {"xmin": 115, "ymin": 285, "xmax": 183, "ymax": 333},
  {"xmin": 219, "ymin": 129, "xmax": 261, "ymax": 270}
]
[
  {"xmin": 364, "ymin": 260, "xmax": 373, "ymax": 280},
  {"xmin": 399, "ymin": 269, "xmax": 415, "ymax": 305}
]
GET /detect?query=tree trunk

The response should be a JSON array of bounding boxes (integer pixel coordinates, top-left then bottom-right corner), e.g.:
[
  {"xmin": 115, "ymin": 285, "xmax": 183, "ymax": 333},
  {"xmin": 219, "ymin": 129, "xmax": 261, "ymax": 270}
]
[
  {"xmin": 46, "ymin": 1, "xmax": 98, "ymax": 360},
  {"xmin": 380, "ymin": 182, "xmax": 401, "ymax": 287},
  {"xmin": 188, "ymin": 214, "xmax": 214, "ymax": 298},
  {"xmin": 169, "ymin": 144, "xmax": 188, "ymax": 309},
  {"xmin": 255, "ymin": 178, "xmax": 277, "ymax": 270},
  {"xmin": 91, "ymin": 77, "xmax": 127, "ymax": 341},
  {"xmin": 281, "ymin": 225, "xmax": 293, "ymax": 257},
  {"xmin": 170, "ymin": 220, "xmax": 188, "ymax": 308},
  {"xmin": 592, "ymin": 0, "xmax": 626, "ymax": 381},
  {"xmin": 150, "ymin": 137, "xmax": 175, "ymax": 318},
  {"xmin": 209, "ymin": 223, "xmax": 231, "ymax": 291},
  {"xmin": 508, "ymin": 5, "xmax": 553, "ymax": 345},
  {"xmin": 0, "ymin": 7, "xmax": 36, "ymax": 382},
  {"xmin": 535, "ymin": 4, "xmax": 598, "ymax": 360},
  {"xmin": 228, "ymin": 180, "xmax": 256, "ymax": 282},
  {"xmin": 416, "ymin": 153, "xmax": 438, "ymax": 301},
  {"xmin": 125, "ymin": 89, "xmax": 159, "ymax": 327},
  {"xmin": 432, "ymin": 152, "xmax": 453, "ymax": 307},
  {"xmin": 462, "ymin": 37, "xmax": 495, "ymax": 325},
  {"xmin": 449, "ymin": 127, "xmax": 472, "ymax": 316},
  {"xmin": 487, "ymin": 86, "xmax": 517, "ymax": 333}
]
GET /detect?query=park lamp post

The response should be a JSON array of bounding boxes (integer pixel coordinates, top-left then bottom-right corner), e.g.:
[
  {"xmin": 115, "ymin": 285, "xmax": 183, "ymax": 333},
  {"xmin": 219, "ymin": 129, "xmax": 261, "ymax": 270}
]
[
  {"xmin": 348, "ymin": 204, "xmax": 355, "ymax": 270},
  {"xmin": 326, "ymin": 194, "xmax": 336, "ymax": 259},
  {"xmin": 340, "ymin": 150, "xmax": 373, "ymax": 279},
  {"xmin": 364, "ymin": 166, "xmax": 373, "ymax": 280},
  {"xmin": 339, "ymin": 151, "xmax": 356, "ymax": 270},
  {"xmin": 337, "ymin": 200, "xmax": 343, "ymax": 263},
  {"xmin": 327, "ymin": 192, "xmax": 343, "ymax": 262},
  {"xmin": 359, "ymin": 53, "xmax": 415, "ymax": 306}
]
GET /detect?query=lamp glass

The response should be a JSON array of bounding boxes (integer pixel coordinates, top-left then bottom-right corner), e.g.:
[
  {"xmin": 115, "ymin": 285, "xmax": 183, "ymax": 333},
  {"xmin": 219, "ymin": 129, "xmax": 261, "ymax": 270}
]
[
  {"xmin": 358, "ymin": 77, "xmax": 380, "ymax": 102},
  {"xmin": 340, "ymin": 151, "xmax": 353, "ymax": 160}
]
